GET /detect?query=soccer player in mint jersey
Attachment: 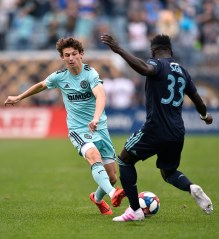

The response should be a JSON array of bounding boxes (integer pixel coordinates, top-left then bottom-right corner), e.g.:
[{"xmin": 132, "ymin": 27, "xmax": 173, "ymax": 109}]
[
  {"xmin": 4, "ymin": 37, "xmax": 125, "ymax": 215},
  {"xmin": 101, "ymin": 33, "xmax": 213, "ymax": 222}
]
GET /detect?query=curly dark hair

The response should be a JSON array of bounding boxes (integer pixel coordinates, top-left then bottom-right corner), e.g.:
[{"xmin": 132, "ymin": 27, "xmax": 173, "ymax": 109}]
[
  {"xmin": 56, "ymin": 37, "xmax": 84, "ymax": 56},
  {"xmin": 151, "ymin": 34, "xmax": 173, "ymax": 57}
]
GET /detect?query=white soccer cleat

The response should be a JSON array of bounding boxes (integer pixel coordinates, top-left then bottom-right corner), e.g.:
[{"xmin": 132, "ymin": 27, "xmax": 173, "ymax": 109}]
[
  {"xmin": 112, "ymin": 207, "xmax": 145, "ymax": 222},
  {"xmin": 190, "ymin": 184, "xmax": 213, "ymax": 214}
]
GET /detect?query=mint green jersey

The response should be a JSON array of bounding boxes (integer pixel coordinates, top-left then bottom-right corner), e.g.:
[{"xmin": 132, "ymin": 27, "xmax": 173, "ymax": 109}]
[{"xmin": 45, "ymin": 64, "xmax": 107, "ymax": 133}]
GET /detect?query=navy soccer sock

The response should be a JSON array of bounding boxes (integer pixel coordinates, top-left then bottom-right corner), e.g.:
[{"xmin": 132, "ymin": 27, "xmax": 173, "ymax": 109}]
[
  {"xmin": 165, "ymin": 170, "xmax": 192, "ymax": 191},
  {"xmin": 119, "ymin": 163, "xmax": 140, "ymax": 211}
]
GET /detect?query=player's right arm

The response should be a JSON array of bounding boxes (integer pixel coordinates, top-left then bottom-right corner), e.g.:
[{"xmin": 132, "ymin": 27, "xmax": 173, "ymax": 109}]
[
  {"xmin": 188, "ymin": 92, "xmax": 213, "ymax": 125},
  {"xmin": 101, "ymin": 34, "xmax": 155, "ymax": 76},
  {"xmin": 4, "ymin": 80, "xmax": 47, "ymax": 106}
]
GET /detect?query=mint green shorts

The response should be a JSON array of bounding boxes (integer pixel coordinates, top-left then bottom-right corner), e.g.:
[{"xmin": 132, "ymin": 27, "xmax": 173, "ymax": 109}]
[{"xmin": 69, "ymin": 128, "xmax": 116, "ymax": 162}]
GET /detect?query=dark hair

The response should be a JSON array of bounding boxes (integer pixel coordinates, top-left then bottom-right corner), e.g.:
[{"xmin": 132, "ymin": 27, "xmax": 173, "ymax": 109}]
[
  {"xmin": 151, "ymin": 34, "xmax": 173, "ymax": 56},
  {"xmin": 56, "ymin": 37, "xmax": 84, "ymax": 56}
]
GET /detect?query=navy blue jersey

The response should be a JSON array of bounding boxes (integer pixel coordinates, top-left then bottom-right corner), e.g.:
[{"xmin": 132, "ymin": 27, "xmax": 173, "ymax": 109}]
[{"xmin": 142, "ymin": 58, "xmax": 197, "ymax": 141}]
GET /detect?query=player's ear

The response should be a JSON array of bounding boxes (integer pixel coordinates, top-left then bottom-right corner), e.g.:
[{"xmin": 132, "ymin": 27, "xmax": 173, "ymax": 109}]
[{"xmin": 80, "ymin": 52, "xmax": 84, "ymax": 59}]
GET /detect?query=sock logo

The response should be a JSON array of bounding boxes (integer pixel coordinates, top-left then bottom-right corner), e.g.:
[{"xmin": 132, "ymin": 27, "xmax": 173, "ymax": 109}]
[
  {"xmin": 178, "ymin": 174, "xmax": 185, "ymax": 179},
  {"xmin": 98, "ymin": 170, "xmax": 105, "ymax": 174}
]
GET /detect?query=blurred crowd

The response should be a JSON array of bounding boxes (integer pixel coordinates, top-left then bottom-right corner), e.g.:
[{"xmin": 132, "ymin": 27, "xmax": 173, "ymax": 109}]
[
  {"xmin": 0, "ymin": 0, "xmax": 219, "ymax": 108},
  {"xmin": 1, "ymin": 0, "xmax": 219, "ymax": 54}
]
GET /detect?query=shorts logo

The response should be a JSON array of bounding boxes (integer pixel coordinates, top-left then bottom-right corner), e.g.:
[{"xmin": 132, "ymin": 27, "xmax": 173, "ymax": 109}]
[
  {"xmin": 84, "ymin": 134, "xmax": 92, "ymax": 139},
  {"xmin": 80, "ymin": 80, "xmax": 88, "ymax": 89}
]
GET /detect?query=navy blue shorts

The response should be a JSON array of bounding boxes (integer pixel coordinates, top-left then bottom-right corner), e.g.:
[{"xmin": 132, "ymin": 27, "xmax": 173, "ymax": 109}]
[{"xmin": 124, "ymin": 129, "xmax": 184, "ymax": 170}]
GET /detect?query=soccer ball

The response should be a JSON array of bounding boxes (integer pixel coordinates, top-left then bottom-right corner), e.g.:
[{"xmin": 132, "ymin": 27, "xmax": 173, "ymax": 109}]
[{"xmin": 138, "ymin": 191, "xmax": 160, "ymax": 217}]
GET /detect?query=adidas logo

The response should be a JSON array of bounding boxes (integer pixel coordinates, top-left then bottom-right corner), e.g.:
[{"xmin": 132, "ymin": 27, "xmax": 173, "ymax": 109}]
[
  {"xmin": 130, "ymin": 150, "xmax": 137, "ymax": 155},
  {"xmin": 64, "ymin": 83, "xmax": 70, "ymax": 88}
]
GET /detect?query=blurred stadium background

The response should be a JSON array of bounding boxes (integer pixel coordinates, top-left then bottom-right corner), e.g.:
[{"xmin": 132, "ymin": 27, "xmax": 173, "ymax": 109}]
[
  {"xmin": 1, "ymin": 2, "xmax": 219, "ymax": 238},
  {"xmin": 0, "ymin": 0, "xmax": 219, "ymax": 137}
]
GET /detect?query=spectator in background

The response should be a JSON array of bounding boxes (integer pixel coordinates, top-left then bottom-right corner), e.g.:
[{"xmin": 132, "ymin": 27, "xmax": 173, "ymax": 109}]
[
  {"xmin": 196, "ymin": 1, "xmax": 217, "ymax": 46},
  {"xmin": 127, "ymin": 10, "xmax": 149, "ymax": 59},
  {"xmin": 64, "ymin": 1, "xmax": 77, "ymax": 37},
  {"xmin": 92, "ymin": 20, "xmax": 112, "ymax": 50},
  {"xmin": 42, "ymin": 4, "xmax": 67, "ymax": 49},
  {"xmin": 30, "ymin": 0, "xmax": 51, "ymax": 19},
  {"xmin": 143, "ymin": 0, "xmax": 162, "ymax": 34},
  {"xmin": 73, "ymin": 0, "xmax": 98, "ymax": 48},
  {"xmin": 0, "ymin": 7, "xmax": 9, "ymax": 50},
  {"xmin": 176, "ymin": 5, "xmax": 200, "ymax": 67},
  {"xmin": 109, "ymin": 71, "xmax": 136, "ymax": 109},
  {"xmin": 156, "ymin": 9, "xmax": 179, "ymax": 38},
  {"xmin": 0, "ymin": 0, "xmax": 17, "ymax": 29},
  {"xmin": 8, "ymin": 8, "xmax": 35, "ymax": 50},
  {"xmin": 110, "ymin": 0, "xmax": 129, "ymax": 47}
]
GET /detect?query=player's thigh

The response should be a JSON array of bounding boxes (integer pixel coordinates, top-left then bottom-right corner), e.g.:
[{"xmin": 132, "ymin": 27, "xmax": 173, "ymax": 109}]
[
  {"xmin": 123, "ymin": 129, "xmax": 157, "ymax": 163},
  {"xmin": 85, "ymin": 147, "xmax": 102, "ymax": 165},
  {"xmin": 94, "ymin": 129, "xmax": 117, "ymax": 162},
  {"xmin": 69, "ymin": 131, "xmax": 102, "ymax": 164},
  {"xmin": 156, "ymin": 141, "xmax": 184, "ymax": 170}
]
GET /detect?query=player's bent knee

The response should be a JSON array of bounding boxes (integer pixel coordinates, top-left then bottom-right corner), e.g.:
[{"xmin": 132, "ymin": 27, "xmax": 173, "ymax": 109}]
[
  {"xmin": 160, "ymin": 169, "xmax": 176, "ymax": 181},
  {"xmin": 81, "ymin": 142, "xmax": 96, "ymax": 158},
  {"xmin": 118, "ymin": 148, "xmax": 138, "ymax": 165}
]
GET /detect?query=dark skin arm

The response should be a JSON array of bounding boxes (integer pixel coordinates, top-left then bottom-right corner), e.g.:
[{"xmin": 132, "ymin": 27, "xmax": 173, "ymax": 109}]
[
  {"xmin": 100, "ymin": 34, "xmax": 155, "ymax": 76},
  {"xmin": 188, "ymin": 92, "xmax": 213, "ymax": 124}
]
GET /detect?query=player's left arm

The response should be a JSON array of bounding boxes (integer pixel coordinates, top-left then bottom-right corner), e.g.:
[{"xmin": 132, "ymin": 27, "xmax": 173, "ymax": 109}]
[
  {"xmin": 101, "ymin": 34, "xmax": 155, "ymax": 76},
  {"xmin": 88, "ymin": 83, "xmax": 106, "ymax": 133},
  {"xmin": 5, "ymin": 80, "xmax": 47, "ymax": 106},
  {"xmin": 188, "ymin": 92, "xmax": 213, "ymax": 125}
]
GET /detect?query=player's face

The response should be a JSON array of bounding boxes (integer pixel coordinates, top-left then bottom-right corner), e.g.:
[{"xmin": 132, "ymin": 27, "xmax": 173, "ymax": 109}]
[{"xmin": 61, "ymin": 47, "xmax": 84, "ymax": 70}]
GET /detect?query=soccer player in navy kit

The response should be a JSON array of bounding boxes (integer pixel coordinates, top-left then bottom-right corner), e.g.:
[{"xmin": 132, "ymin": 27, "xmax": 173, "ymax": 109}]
[
  {"xmin": 4, "ymin": 37, "xmax": 126, "ymax": 215},
  {"xmin": 101, "ymin": 34, "xmax": 213, "ymax": 221}
]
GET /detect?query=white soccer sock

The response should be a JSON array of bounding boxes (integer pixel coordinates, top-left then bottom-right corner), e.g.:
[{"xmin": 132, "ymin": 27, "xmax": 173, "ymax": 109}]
[{"xmin": 109, "ymin": 188, "xmax": 116, "ymax": 199}]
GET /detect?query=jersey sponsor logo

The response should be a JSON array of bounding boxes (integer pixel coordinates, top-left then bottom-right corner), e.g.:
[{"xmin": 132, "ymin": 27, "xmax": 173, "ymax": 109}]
[
  {"xmin": 80, "ymin": 80, "xmax": 88, "ymax": 89},
  {"xmin": 84, "ymin": 134, "xmax": 92, "ymax": 139},
  {"xmin": 67, "ymin": 92, "xmax": 92, "ymax": 101}
]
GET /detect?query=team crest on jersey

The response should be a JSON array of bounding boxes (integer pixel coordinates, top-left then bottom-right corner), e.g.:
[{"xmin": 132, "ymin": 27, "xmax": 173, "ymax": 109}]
[
  {"xmin": 84, "ymin": 134, "xmax": 92, "ymax": 139},
  {"xmin": 80, "ymin": 80, "xmax": 88, "ymax": 89}
]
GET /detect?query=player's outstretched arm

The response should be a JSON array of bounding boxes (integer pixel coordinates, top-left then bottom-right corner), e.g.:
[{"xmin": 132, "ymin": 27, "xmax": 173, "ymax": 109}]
[
  {"xmin": 189, "ymin": 92, "xmax": 213, "ymax": 125},
  {"xmin": 5, "ymin": 80, "xmax": 47, "ymax": 106},
  {"xmin": 88, "ymin": 83, "xmax": 106, "ymax": 133},
  {"xmin": 100, "ymin": 34, "xmax": 155, "ymax": 76}
]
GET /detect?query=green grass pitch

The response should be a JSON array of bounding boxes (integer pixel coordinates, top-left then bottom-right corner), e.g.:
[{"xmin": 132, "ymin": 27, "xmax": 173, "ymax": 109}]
[{"xmin": 0, "ymin": 136, "xmax": 219, "ymax": 239}]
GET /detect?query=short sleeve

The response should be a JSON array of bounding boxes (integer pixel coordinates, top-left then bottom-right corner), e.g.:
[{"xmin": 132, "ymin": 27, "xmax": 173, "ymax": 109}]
[
  {"xmin": 146, "ymin": 58, "xmax": 162, "ymax": 75},
  {"xmin": 45, "ymin": 72, "xmax": 58, "ymax": 89},
  {"xmin": 88, "ymin": 68, "xmax": 102, "ymax": 89}
]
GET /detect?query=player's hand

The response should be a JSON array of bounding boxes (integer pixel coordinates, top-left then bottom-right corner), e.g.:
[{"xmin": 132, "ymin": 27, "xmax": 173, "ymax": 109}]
[
  {"xmin": 200, "ymin": 113, "xmax": 213, "ymax": 125},
  {"xmin": 4, "ymin": 96, "xmax": 21, "ymax": 106},
  {"xmin": 100, "ymin": 34, "xmax": 120, "ymax": 53},
  {"xmin": 88, "ymin": 119, "xmax": 99, "ymax": 133}
]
